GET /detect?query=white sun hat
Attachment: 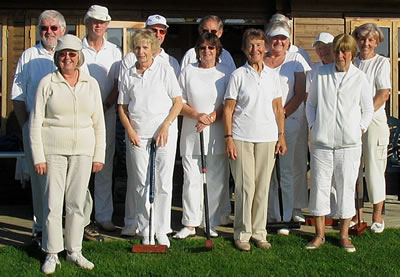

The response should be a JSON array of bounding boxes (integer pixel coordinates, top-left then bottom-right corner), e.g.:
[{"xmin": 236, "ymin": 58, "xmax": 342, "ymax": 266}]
[{"xmin": 84, "ymin": 5, "xmax": 111, "ymax": 23}]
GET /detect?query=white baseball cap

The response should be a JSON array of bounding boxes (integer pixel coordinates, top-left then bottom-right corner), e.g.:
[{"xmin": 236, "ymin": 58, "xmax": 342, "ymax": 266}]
[
  {"xmin": 312, "ymin": 32, "xmax": 334, "ymax": 47},
  {"xmin": 84, "ymin": 5, "xmax": 111, "ymax": 23},
  {"xmin": 146, "ymin": 14, "xmax": 169, "ymax": 28},
  {"xmin": 267, "ymin": 27, "xmax": 290, "ymax": 38}
]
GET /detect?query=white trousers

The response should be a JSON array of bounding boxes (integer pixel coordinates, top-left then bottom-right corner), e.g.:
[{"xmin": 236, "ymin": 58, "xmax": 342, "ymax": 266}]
[
  {"xmin": 308, "ymin": 145, "xmax": 361, "ymax": 219},
  {"xmin": 181, "ymin": 154, "xmax": 229, "ymax": 227},
  {"xmin": 94, "ymin": 109, "xmax": 116, "ymax": 223},
  {"xmin": 268, "ymin": 111, "xmax": 308, "ymax": 222},
  {"xmin": 124, "ymin": 134, "xmax": 177, "ymax": 237},
  {"xmin": 42, "ymin": 155, "xmax": 92, "ymax": 253},
  {"xmin": 358, "ymin": 111, "xmax": 389, "ymax": 204},
  {"xmin": 23, "ymin": 123, "xmax": 47, "ymax": 234}
]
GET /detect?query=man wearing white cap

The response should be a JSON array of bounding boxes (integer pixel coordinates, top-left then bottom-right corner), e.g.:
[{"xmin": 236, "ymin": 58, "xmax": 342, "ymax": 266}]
[
  {"xmin": 306, "ymin": 32, "xmax": 337, "ymax": 218},
  {"xmin": 306, "ymin": 32, "xmax": 334, "ymax": 93},
  {"xmin": 118, "ymin": 14, "xmax": 180, "ymax": 237},
  {"xmin": 10, "ymin": 10, "xmax": 66, "ymax": 247},
  {"xmin": 180, "ymin": 15, "xmax": 236, "ymax": 72},
  {"xmin": 120, "ymin": 14, "xmax": 180, "ymax": 80},
  {"xmin": 82, "ymin": 4, "xmax": 122, "ymax": 232}
]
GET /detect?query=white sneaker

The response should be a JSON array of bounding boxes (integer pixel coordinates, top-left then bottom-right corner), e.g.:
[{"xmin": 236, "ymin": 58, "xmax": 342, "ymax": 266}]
[
  {"xmin": 66, "ymin": 251, "xmax": 94, "ymax": 270},
  {"xmin": 209, "ymin": 227, "xmax": 219, "ymax": 238},
  {"xmin": 156, "ymin": 233, "xmax": 170, "ymax": 248},
  {"xmin": 173, "ymin": 227, "xmax": 196, "ymax": 239},
  {"xmin": 41, "ymin": 254, "xmax": 60, "ymax": 275},
  {"xmin": 99, "ymin": 221, "xmax": 116, "ymax": 232},
  {"xmin": 121, "ymin": 224, "xmax": 137, "ymax": 237},
  {"xmin": 278, "ymin": 228, "xmax": 290, "ymax": 236},
  {"xmin": 370, "ymin": 221, "xmax": 384, "ymax": 233},
  {"xmin": 292, "ymin": 209, "xmax": 305, "ymax": 223}
]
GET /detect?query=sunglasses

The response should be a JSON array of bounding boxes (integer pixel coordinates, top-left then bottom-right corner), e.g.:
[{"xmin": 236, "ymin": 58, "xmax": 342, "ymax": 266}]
[
  {"xmin": 150, "ymin": 28, "xmax": 167, "ymax": 35},
  {"xmin": 41, "ymin": 25, "xmax": 59, "ymax": 32},
  {"xmin": 202, "ymin": 29, "xmax": 218, "ymax": 34},
  {"xmin": 59, "ymin": 51, "xmax": 77, "ymax": 58},
  {"xmin": 199, "ymin": 45, "xmax": 216, "ymax": 51}
]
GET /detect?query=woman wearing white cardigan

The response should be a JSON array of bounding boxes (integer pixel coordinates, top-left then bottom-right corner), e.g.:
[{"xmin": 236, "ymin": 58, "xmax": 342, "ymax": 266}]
[
  {"xmin": 30, "ymin": 34, "xmax": 105, "ymax": 274},
  {"xmin": 305, "ymin": 34, "xmax": 373, "ymax": 253}
]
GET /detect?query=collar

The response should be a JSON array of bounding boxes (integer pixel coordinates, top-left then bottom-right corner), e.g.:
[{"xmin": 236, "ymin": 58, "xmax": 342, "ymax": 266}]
[
  {"xmin": 82, "ymin": 36, "xmax": 107, "ymax": 51},
  {"xmin": 244, "ymin": 61, "xmax": 267, "ymax": 75},
  {"xmin": 130, "ymin": 58, "xmax": 157, "ymax": 76},
  {"xmin": 37, "ymin": 42, "xmax": 55, "ymax": 56},
  {"xmin": 158, "ymin": 48, "xmax": 166, "ymax": 57},
  {"xmin": 52, "ymin": 69, "xmax": 90, "ymax": 84}
]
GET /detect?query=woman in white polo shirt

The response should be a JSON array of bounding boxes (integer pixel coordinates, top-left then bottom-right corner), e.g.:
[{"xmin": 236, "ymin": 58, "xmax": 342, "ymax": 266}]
[
  {"xmin": 264, "ymin": 21, "xmax": 311, "ymax": 231},
  {"xmin": 173, "ymin": 32, "xmax": 233, "ymax": 240},
  {"xmin": 351, "ymin": 23, "xmax": 391, "ymax": 233},
  {"xmin": 305, "ymin": 34, "xmax": 373, "ymax": 252},
  {"xmin": 118, "ymin": 29, "xmax": 182, "ymax": 248},
  {"xmin": 224, "ymin": 28, "xmax": 287, "ymax": 251}
]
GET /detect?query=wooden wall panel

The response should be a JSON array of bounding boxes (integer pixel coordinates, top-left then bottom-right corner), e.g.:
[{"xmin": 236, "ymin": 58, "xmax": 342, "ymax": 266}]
[
  {"xmin": 293, "ymin": 18, "xmax": 345, "ymax": 63},
  {"xmin": 7, "ymin": 17, "xmax": 25, "ymax": 123}
]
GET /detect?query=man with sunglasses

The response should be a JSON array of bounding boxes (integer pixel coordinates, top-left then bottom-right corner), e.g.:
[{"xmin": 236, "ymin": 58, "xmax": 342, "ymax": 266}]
[
  {"xmin": 180, "ymin": 15, "xmax": 236, "ymax": 72},
  {"xmin": 10, "ymin": 10, "xmax": 66, "ymax": 247},
  {"xmin": 119, "ymin": 14, "xmax": 180, "ymax": 82},
  {"xmin": 82, "ymin": 5, "xmax": 122, "ymax": 234}
]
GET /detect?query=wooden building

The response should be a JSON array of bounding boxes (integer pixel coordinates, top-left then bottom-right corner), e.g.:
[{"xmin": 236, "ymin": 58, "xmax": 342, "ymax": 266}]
[{"xmin": 1, "ymin": 0, "xmax": 400, "ymax": 135}]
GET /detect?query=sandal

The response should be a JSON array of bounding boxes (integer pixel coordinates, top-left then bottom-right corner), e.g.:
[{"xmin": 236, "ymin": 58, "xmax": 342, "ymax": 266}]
[
  {"xmin": 340, "ymin": 236, "xmax": 356, "ymax": 253},
  {"xmin": 305, "ymin": 234, "xmax": 325, "ymax": 250}
]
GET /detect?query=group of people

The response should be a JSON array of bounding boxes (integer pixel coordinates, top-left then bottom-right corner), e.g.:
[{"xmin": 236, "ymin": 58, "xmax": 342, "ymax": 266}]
[{"xmin": 10, "ymin": 4, "xmax": 391, "ymax": 274}]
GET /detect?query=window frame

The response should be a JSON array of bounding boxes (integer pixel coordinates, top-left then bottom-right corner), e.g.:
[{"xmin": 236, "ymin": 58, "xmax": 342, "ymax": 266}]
[{"xmin": 0, "ymin": 17, "xmax": 7, "ymax": 135}]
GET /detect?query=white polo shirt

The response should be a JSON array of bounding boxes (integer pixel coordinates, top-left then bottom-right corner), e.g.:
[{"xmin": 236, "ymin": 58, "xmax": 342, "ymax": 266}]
[
  {"xmin": 289, "ymin": 44, "xmax": 312, "ymax": 66},
  {"xmin": 224, "ymin": 62, "xmax": 282, "ymax": 143},
  {"xmin": 181, "ymin": 47, "xmax": 236, "ymax": 73},
  {"xmin": 354, "ymin": 54, "xmax": 391, "ymax": 115},
  {"xmin": 179, "ymin": 63, "xmax": 233, "ymax": 156},
  {"xmin": 118, "ymin": 59, "xmax": 181, "ymax": 138},
  {"xmin": 266, "ymin": 51, "xmax": 311, "ymax": 106},
  {"xmin": 119, "ymin": 48, "xmax": 180, "ymax": 81},
  {"xmin": 82, "ymin": 37, "xmax": 122, "ymax": 102},
  {"xmin": 10, "ymin": 43, "xmax": 57, "ymax": 113}
]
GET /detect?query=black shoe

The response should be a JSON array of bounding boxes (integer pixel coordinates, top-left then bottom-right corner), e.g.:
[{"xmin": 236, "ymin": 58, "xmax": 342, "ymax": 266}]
[
  {"xmin": 31, "ymin": 232, "xmax": 42, "ymax": 248},
  {"xmin": 84, "ymin": 223, "xmax": 104, "ymax": 242}
]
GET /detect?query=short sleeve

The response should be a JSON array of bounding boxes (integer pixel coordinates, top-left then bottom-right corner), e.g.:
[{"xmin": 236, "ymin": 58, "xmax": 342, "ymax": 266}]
[
  {"xmin": 375, "ymin": 57, "xmax": 391, "ymax": 90},
  {"xmin": 224, "ymin": 72, "xmax": 239, "ymax": 102}
]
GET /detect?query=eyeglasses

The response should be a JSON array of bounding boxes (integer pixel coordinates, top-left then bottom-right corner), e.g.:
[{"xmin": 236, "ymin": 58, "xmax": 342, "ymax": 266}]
[
  {"xmin": 59, "ymin": 51, "xmax": 77, "ymax": 58},
  {"xmin": 150, "ymin": 28, "xmax": 167, "ymax": 35},
  {"xmin": 40, "ymin": 25, "xmax": 59, "ymax": 32},
  {"xmin": 202, "ymin": 29, "xmax": 218, "ymax": 34},
  {"xmin": 199, "ymin": 45, "xmax": 216, "ymax": 51}
]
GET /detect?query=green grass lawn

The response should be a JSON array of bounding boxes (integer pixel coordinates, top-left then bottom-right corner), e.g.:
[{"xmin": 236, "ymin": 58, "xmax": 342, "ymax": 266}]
[{"xmin": 1, "ymin": 229, "xmax": 400, "ymax": 276}]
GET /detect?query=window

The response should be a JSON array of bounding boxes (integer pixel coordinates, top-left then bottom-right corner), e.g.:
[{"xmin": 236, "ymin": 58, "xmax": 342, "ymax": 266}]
[{"xmin": 106, "ymin": 21, "xmax": 145, "ymax": 56}]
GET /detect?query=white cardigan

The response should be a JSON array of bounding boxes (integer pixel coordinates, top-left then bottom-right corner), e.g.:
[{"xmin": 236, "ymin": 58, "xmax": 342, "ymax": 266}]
[
  {"xmin": 306, "ymin": 63, "xmax": 374, "ymax": 149},
  {"xmin": 30, "ymin": 69, "xmax": 106, "ymax": 164}
]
